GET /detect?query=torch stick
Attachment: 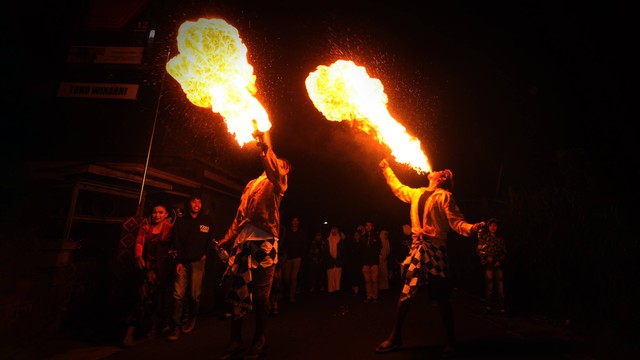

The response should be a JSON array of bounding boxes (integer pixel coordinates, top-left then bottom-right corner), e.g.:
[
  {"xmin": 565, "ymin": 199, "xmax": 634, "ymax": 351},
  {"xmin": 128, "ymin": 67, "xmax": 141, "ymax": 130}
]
[{"xmin": 251, "ymin": 119, "xmax": 272, "ymax": 150}]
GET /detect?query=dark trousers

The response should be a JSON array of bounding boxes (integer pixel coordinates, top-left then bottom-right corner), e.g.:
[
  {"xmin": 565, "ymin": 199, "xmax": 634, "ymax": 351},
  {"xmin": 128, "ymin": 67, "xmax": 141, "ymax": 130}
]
[{"xmin": 230, "ymin": 265, "xmax": 275, "ymax": 344}]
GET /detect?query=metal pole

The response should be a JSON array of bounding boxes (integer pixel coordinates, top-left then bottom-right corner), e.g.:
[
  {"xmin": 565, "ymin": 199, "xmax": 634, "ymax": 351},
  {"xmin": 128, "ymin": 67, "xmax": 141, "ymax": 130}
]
[
  {"xmin": 496, "ymin": 162, "xmax": 503, "ymax": 196},
  {"xmin": 138, "ymin": 50, "xmax": 171, "ymax": 212}
]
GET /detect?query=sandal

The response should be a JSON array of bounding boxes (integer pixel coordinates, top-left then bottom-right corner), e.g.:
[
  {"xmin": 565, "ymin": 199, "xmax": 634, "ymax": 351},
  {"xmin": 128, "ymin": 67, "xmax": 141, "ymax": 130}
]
[{"xmin": 375, "ymin": 338, "xmax": 402, "ymax": 354}]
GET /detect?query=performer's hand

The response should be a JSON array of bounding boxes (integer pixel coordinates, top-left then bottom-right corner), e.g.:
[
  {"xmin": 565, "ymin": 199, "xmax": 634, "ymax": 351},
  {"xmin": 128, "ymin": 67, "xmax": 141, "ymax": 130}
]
[
  {"xmin": 217, "ymin": 238, "xmax": 229, "ymax": 248},
  {"xmin": 379, "ymin": 159, "xmax": 389, "ymax": 169},
  {"xmin": 252, "ymin": 130, "xmax": 269, "ymax": 152},
  {"xmin": 472, "ymin": 222, "xmax": 485, "ymax": 233},
  {"xmin": 252, "ymin": 129, "xmax": 265, "ymax": 142},
  {"xmin": 256, "ymin": 141, "xmax": 269, "ymax": 152},
  {"xmin": 213, "ymin": 239, "xmax": 224, "ymax": 250}
]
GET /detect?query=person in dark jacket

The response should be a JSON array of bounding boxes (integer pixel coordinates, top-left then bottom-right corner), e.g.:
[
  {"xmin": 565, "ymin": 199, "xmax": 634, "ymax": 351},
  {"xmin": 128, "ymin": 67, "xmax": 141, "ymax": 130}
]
[
  {"xmin": 279, "ymin": 216, "xmax": 309, "ymax": 302},
  {"xmin": 216, "ymin": 130, "xmax": 290, "ymax": 360},
  {"xmin": 359, "ymin": 221, "xmax": 382, "ymax": 303},
  {"xmin": 167, "ymin": 193, "xmax": 215, "ymax": 340},
  {"xmin": 307, "ymin": 231, "xmax": 326, "ymax": 293}
]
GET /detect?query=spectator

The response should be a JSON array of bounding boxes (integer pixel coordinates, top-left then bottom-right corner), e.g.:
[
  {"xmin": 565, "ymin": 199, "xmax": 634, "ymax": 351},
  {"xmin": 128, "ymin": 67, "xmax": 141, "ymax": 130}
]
[
  {"xmin": 325, "ymin": 226, "xmax": 345, "ymax": 294},
  {"xmin": 280, "ymin": 216, "xmax": 308, "ymax": 303},
  {"xmin": 477, "ymin": 218, "xmax": 507, "ymax": 314},
  {"xmin": 378, "ymin": 229, "xmax": 391, "ymax": 291},
  {"xmin": 344, "ymin": 226, "xmax": 364, "ymax": 296},
  {"xmin": 360, "ymin": 221, "xmax": 381, "ymax": 303},
  {"xmin": 122, "ymin": 202, "xmax": 174, "ymax": 346},
  {"xmin": 308, "ymin": 231, "xmax": 326, "ymax": 293},
  {"xmin": 168, "ymin": 193, "xmax": 215, "ymax": 341}
]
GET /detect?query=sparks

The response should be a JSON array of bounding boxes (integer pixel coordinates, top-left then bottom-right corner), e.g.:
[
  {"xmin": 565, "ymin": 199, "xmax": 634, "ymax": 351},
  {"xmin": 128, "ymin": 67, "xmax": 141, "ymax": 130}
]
[
  {"xmin": 305, "ymin": 60, "xmax": 430, "ymax": 173},
  {"xmin": 166, "ymin": 18, "xmax": 270, "ymax": 146}
]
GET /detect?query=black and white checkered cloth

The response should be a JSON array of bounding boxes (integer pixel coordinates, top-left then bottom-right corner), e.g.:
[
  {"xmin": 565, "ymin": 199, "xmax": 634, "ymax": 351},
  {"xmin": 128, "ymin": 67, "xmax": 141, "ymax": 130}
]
[
  {"xmin": 223, "ymin": 238, "xmax": 278, "ymax": 318},
  {"xmin": 399, "ymin": 237, "xmax": 448, "ymax": 301}
]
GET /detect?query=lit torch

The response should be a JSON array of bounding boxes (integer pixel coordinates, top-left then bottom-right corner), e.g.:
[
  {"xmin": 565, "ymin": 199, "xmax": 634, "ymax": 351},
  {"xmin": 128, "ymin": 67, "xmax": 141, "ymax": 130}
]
[
  {"xmin": 305, "ymin": 60, "xmax": 430, "ymax": 174},
  {"xmin": 166, "ymin": 18, "xmax": 270, "ymax": 146}
]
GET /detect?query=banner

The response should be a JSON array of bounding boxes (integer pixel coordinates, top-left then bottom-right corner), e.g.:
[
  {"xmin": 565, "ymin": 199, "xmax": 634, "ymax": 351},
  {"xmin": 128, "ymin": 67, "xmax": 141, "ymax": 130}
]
[{"xmin": 57, "ymin": 82, "xmax": 139, "ymax": 100}]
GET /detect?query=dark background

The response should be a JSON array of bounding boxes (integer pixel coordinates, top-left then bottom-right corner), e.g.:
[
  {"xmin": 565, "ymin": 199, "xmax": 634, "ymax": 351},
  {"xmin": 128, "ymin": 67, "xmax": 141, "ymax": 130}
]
[
  {"xmin": 4, "ymin": 0, "xmax": 634, "ymax": 228},
  {"xmin": 2, "ymin": 0, "xmax": 637, "ymax": 345}
]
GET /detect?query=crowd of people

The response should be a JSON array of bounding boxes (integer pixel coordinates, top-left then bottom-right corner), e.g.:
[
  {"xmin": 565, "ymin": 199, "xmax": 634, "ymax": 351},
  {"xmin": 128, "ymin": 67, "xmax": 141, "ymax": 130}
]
[
  {"xmin": 119, "ymin": 135, "xmax": 508, "ymax": 360},
  {"xmin": 272, "ymin": 218, "xmax": 408, "ymax": 308},
  {"xmin": 120, "ymin": 199, "xmax": 420, "ymax": 346},
  {"xmin": 121, "ymin": 192, "xmax": 216, "ymax": 346}
]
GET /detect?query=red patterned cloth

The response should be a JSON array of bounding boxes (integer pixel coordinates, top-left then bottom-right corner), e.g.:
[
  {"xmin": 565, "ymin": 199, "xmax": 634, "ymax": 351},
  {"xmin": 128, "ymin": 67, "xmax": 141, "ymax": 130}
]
[{"xmin": 118, "ymin": 216, "xmax": 144, "ymax": 263}]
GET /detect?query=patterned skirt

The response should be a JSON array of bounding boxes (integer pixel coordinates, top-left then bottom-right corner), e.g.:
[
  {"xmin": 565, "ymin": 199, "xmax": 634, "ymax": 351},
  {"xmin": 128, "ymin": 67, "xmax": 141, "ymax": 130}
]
[
  {"xmin": 223, "ymin": 238, "xmax": 277, "ymax": 319},
  {"xmin": 399, "ymin": 237, "xmax": 448, "ymax": 301}
]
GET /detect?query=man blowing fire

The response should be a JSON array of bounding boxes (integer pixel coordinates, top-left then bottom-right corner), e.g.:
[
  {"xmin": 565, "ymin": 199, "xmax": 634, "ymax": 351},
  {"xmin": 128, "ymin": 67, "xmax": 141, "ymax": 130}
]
[{"xmin": 375, "ymin": 159, "xmax": 484, "ymax": 358}]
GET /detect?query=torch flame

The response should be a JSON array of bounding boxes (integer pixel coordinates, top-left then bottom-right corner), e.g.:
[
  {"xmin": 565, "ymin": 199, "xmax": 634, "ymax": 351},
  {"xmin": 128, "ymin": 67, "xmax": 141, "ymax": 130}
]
[
  {"xmin": 305, "ymin": 60, "xmax": 431, "ymax": 174},
  {"xmin": 166, "ymin": 18, "xmax": 270, "ymax": 146}
]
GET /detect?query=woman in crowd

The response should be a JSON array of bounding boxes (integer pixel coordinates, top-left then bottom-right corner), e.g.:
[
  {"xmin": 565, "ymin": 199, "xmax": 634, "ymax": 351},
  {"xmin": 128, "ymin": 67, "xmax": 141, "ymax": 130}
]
[
  {"xmin": 122, "ymin": 201, "xmax": 174, "ymax": 346},
  {"xmin": 325, "ymin": 226, "xmax": 345, "ymax": 294}
]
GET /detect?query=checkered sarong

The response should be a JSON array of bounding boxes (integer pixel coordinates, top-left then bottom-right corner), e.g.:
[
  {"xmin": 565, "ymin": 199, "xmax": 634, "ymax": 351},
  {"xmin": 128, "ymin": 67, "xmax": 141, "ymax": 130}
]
[
  {"xmin": 223, "ymin": 238, "xmax": 277, "ymax": 318},
  {"xmin": 399, "ymin": 237, "xmax": 448, "ymax": 301}
]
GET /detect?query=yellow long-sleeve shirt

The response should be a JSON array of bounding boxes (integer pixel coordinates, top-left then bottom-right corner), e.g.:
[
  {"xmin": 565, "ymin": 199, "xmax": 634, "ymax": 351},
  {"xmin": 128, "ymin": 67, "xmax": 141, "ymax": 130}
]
[{"xmin": 382, "ymin": 167, "xmax": 474, "ymax": 248}]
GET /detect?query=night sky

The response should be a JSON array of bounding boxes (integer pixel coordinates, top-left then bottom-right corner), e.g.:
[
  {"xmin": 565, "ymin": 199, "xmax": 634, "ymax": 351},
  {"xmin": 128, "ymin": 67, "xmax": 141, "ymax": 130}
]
[
  {"xmin": 5, "ymin": 0, "xmax": 634, "ymax": 231},
  {"xmin": 2, "ymin": 3, "xmax": 638, "ymax": 350},
  {"xmin": 165, "ymin": 1, "xmax": 633, "ymax": 230}
]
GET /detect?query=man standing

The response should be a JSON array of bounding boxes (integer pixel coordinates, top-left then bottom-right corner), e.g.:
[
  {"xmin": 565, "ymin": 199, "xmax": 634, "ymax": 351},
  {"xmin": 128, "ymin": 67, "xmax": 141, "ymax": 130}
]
[
  {"xmin": 360, "ymin": 221, "xmax": 381, "ymax": 303},
  {"xmin": 216, "ymin": 130, "xmax": 290, "ymax": 360},
  {"xmin": 168, "ymin": 193, "xmax": 215, "ymax": 340},
  {"xmin": 280, "ymin": 216, "xmax": 308, "ymax": 303},
  {"xmin": 374, "ymin": 159, "xmax": 484, "ymax": 358}
]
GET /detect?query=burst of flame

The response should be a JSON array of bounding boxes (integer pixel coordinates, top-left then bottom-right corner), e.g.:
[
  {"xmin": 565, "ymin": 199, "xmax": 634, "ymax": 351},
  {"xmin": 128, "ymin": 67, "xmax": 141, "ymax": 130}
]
[
  {"xmin": 166, "ymin": 18, "xmax": 270, "ymax": 146},
  {"xmin": 305, "ymin": 60, "xmax": 431, "ymax": 174}
]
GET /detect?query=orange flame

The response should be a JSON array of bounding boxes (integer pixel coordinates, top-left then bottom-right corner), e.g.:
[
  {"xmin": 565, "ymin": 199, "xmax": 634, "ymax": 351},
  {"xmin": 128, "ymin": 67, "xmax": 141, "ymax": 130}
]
[
  {"xmin": 166, "ymin": 18, "xmax": 270, "ymax": 146},
  {"xmin": 305, "ymin": 60, "xmax": 431, "ymax": 174}
]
